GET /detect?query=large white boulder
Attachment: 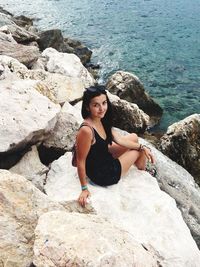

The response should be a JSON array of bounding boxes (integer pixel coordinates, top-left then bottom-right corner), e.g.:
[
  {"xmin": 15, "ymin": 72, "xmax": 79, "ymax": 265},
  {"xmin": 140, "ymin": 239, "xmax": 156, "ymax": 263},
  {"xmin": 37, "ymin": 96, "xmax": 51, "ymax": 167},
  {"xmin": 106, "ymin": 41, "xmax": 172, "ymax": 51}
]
[
  {"xmin": 0, "ymin": 55, "xmax": 87, "ymax": 103},
  {"xmin": 45, "ymin": 152, "xmax": 200, "ymax": 267},
  {"xmin": 43, "ymin": 101, "xmax": 82, "ymax": 150},
  {"xmin": 0, "ymin": 170, "xmax": 65, "ymax": 267},
  {"xmin": 9, "ymin": 145, "xmax": 48, "ymax": 191},
  {"xmin": 33, "ymin": 211, "xmax": 160, "ymax": 267},
  {"xmin": 42, "ymin": 47, "xmax": 95, "ymax": 88},
  {"xmin": 142, "ymin": 138, "xmax": 200, "ymax": 249},
  {"xmin": 0, "ymin": 79, "xmax": 61, "ymax": 153}
]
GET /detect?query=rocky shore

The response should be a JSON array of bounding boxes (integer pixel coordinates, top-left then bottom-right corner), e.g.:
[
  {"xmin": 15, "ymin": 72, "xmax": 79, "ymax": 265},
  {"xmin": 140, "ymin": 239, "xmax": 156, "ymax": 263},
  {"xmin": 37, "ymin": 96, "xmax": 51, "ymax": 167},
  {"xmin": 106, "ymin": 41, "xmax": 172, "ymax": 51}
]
[{"xmin": 0, "ymin": 6, "xmax": 200, "ymax": 267}]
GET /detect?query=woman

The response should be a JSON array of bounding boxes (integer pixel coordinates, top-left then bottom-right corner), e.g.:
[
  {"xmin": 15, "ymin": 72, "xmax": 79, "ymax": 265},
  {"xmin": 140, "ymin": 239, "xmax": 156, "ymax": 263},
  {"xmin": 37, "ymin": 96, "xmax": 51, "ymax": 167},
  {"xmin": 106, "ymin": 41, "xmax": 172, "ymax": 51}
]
[{"xmin": 76, "ymin": 85, "xmax": 155, "ymax": 207}]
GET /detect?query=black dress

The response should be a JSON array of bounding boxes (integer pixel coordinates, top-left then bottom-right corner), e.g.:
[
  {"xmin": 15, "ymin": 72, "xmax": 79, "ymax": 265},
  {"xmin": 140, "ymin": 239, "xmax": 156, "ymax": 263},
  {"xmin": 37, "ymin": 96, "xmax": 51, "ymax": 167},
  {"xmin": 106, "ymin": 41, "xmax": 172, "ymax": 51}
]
[{"xmin": 86, "ymin": 127, "xmax": 121, "ymax": 186}]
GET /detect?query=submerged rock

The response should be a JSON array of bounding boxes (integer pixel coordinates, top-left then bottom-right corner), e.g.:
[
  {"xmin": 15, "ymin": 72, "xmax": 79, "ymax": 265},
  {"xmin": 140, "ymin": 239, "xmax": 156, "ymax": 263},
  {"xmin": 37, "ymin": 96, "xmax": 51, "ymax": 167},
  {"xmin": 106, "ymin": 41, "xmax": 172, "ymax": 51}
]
[
  {"xmin": 159, "ymin": 114, "xmax": 200, "ymax": 186},
  {"xmin": 13, "ymin": 15, "xmax": 34, "ymax": 28}
]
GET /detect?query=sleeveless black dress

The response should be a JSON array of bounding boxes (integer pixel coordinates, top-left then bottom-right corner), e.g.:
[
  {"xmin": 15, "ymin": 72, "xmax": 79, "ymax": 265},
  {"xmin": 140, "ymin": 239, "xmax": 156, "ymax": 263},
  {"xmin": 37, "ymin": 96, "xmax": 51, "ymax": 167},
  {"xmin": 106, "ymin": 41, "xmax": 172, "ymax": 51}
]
[{"xmin": 85, "ymin": 128, "xmax": 121, "ymax": 186}]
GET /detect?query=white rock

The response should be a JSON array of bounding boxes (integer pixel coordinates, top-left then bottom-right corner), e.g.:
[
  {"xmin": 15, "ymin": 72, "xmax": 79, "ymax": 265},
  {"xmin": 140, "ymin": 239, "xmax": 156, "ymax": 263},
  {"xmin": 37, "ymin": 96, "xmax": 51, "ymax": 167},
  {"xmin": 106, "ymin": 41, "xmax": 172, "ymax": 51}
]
[
  {"xmin": 42, "ymin": 47, "xmax": 95, "ymax": 88},
  {"xmin": 43, "ymin": 102, "xmax": 82, "ymax": 150},
  {"xmin": 0, "ymin": 24, "xmax": 39, "ymax": 43},
  {"xmin": 45, "ymin": 152, "xmax": 200, "ymax": 267},
  {"xmin": 0, "ymin": 54, "xmax": 86, "ymax": 103},
  {"xmin": 33, "ymin": 211, "xmax": 160, "ymax": 267},
  {"xmin": 0, "ymin": 79, "xmax": 61, "ymax": 153},
  {"xmin": 141, "ymin": 138, "xmax": 200, "ymax": 249},
  {"xmin": 10, "ymin": 145, "xmax": 48, "ymax": 191},
  {"xmin": 0, "ymin": 169, "xmax": 65, "ymax": 267},
  {"xmin": 0, "ymin": 54, "xmax": 27, "ymax": 80}
]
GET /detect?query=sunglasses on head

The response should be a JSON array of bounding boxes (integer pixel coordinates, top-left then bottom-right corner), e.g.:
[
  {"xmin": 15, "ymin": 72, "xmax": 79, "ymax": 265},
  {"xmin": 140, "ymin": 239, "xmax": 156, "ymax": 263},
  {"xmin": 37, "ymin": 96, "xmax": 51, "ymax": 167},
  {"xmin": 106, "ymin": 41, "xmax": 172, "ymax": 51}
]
[{"xmin": 85, "ymin": 86, "xmax": 106, "ymax": 93}]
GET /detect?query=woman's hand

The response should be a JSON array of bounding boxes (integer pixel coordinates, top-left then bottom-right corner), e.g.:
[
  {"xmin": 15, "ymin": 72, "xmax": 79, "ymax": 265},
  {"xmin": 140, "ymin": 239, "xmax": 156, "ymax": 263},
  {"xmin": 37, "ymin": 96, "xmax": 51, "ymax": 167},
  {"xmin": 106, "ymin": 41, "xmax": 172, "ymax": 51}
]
[
  {"xmin": 143, "ymin": 146, "xmax": 155, "ymax": 164},
  {"xmin": 78, "ymin": 190, "xmax": 91, "ymax": 207}
]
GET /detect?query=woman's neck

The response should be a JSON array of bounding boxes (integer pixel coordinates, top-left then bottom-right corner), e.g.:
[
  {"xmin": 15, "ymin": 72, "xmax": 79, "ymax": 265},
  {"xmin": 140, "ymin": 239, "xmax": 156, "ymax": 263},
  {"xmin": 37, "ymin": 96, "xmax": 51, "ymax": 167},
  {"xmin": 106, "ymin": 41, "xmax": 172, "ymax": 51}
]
[{"xmin": 85, "ymin": 117, "xmax": 102, "ymax": 126}]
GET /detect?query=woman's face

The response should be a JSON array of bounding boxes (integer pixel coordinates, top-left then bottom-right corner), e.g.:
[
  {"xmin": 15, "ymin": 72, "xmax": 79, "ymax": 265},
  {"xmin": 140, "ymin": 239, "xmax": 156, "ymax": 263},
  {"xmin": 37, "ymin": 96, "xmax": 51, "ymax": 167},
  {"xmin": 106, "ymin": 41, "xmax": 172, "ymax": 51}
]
[{"xmin": 88, "ymin": 94, "xmax": 108, "ymax": 119}]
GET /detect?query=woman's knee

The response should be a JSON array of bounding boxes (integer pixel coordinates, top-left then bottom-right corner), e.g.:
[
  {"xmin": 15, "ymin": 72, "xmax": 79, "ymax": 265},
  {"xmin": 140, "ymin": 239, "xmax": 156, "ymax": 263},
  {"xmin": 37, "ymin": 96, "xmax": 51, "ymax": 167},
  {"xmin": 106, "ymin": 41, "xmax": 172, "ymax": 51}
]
[{"xmin": 127, "ymin": 133, "xmax": 138, "ymax": 143}]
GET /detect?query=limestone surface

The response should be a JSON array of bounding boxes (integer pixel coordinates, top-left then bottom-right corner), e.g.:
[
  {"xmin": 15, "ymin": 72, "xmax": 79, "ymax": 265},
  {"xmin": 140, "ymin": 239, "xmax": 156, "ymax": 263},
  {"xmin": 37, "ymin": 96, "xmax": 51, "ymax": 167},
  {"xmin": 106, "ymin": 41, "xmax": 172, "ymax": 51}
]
[
  {"xmin": 0, "ymin": 79, "xmax": 61, "ymax": 153},
  {"xmin": 41, "ymin": 47, "xmax": 94, "ymax": 88},
  {"xmin": 45, "ymin": 152, "xmax": 200, "ymax": 267},
  {"xmin": 0, "ymin": 54, "xmax": 86, "ymax": 103},
  {"xmin": 0, "ymin": 170, "xmax": 64, "ymax": 267},
  {"xmin": 10, "ymin": 145, "xmax": 48, "ymax": 191},
  {"xmin": 33, "ymin": 211, "xmax": 160, "ymax": 267},
  {"xmin": 43, "ymin": 101, "xmax": 82, "ymax": 151}
]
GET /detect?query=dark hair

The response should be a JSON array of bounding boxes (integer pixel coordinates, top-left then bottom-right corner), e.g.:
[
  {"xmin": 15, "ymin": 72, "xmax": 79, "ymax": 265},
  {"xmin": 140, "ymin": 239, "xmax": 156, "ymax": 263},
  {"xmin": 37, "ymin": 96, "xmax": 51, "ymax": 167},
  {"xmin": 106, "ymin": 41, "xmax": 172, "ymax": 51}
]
[{"xmin": 81, "ymin": 85, "xmax": 113, "ymax": 144}]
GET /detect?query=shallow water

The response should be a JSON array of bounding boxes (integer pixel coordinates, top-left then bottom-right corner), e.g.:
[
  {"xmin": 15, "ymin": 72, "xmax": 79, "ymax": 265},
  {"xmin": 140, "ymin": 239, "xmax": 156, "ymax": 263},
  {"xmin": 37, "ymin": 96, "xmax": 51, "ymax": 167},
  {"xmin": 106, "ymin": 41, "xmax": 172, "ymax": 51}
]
[{"xmin": 1, "ymin": 0, "xmax": 200, "ymax": 130}]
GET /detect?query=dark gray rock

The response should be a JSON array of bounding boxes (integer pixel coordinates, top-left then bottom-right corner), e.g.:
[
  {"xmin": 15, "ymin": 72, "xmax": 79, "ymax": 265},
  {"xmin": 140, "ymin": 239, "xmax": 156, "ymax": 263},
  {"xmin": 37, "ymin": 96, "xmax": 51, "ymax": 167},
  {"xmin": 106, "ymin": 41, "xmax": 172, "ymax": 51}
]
[
  {"xmin": 159, "ymin": 114, "xmax": 200, "ymax": 186},
  {"xmin": 107, "ymin": 92, "xmax": 149, "ymax": 133},
  {"xmin": 37, "ymin": 30, "xmax": 92, "ymax": 65},
  {"xmin": 37, "ymin": 29, "xmax": 64, "ymax": 51},
  {"xmin": 60, "ymin": 37, "xmax": 92, "ymax": 65},
  {"xmin": 0, "ymin": 38, "xmax": 40, "ymax": 67},
  {"xmin": 13, "ymin": 15, "xmax": 34, "ymax": 28},
  {"xmin": 106, "ymin": 71, "xmax": 163, "ymax": 127}
]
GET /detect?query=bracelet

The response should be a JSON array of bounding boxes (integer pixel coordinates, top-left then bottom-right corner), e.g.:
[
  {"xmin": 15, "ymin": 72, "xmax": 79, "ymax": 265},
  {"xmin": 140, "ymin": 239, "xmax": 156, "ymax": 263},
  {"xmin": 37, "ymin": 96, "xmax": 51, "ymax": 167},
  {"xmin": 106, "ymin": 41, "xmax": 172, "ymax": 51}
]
[
  {"xmin": 137, "ymin": 144, "xmax": 144, "ymax": 151},
  {"xmin": 81, "ymin": 185, "xmax": 88, "ymax": 191}
]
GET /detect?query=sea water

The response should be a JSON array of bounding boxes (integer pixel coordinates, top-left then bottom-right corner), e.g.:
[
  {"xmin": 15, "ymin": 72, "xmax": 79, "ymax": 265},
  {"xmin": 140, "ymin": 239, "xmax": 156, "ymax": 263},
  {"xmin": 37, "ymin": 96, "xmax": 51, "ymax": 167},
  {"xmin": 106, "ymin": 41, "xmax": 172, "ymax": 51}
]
[{"xmin": 1, "ymin": 0, "xmax": 200, "ymax": 131}]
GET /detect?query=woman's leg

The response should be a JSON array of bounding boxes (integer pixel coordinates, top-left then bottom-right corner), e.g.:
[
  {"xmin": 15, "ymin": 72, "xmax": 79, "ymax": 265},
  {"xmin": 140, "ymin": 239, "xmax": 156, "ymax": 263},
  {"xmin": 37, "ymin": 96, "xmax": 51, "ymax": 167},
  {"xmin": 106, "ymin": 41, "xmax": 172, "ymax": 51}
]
[
  {"xmin": 118, "ymin": 150, "xmax": 146, "ymax": 176},
  {"xmin": 109, "ymin": 133, "xmax": 147, "ymax": 176},
  {"xmin": 108, "ymin": 133, "xmax": 138, "ymax": 158}
]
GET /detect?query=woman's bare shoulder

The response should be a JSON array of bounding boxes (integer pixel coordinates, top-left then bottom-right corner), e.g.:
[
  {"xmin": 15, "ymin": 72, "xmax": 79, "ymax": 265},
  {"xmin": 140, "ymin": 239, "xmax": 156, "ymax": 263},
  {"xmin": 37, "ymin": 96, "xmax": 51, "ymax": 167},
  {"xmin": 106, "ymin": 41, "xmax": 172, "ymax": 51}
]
[{"xmin": 77, "ymin": 124, "xmax": 93, "ymax": 139}]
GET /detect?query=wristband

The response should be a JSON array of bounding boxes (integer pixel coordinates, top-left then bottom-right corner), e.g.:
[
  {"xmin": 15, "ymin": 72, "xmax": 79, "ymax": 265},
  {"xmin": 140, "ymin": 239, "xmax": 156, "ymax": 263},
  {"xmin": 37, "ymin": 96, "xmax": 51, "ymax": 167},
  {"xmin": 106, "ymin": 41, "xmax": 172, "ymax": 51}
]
[
  {"xmin": 137, "ymin": 144, "xmax": 144, "ymax": 151},
  {"xmin": 81, "ymin": 185, "xmax": 88, "ymax": 191}
]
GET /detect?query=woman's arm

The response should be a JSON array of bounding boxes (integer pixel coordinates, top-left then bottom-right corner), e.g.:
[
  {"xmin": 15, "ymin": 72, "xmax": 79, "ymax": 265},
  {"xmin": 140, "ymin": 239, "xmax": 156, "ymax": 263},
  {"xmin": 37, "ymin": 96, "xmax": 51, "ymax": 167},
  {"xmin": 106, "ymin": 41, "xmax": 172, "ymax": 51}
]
[
  {"xmin": 112, "ymin": 129, "xmax": 141, "ymax": 150},
  {"xmin": 76, "ymin": 126, "xmax": 93, "ymax": 206},
  {"xmin": 112, "ymin": 129, "xmax": 155, "ymax": 163}
]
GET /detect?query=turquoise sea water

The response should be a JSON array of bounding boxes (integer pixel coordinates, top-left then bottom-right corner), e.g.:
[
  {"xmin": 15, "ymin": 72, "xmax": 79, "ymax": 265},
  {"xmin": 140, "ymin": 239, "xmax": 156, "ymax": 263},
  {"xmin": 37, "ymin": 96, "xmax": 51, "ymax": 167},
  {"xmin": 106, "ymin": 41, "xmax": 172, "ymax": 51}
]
[{"xmin": 1, "ymin": 0, "xmax": 200, "ymax": 131}]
